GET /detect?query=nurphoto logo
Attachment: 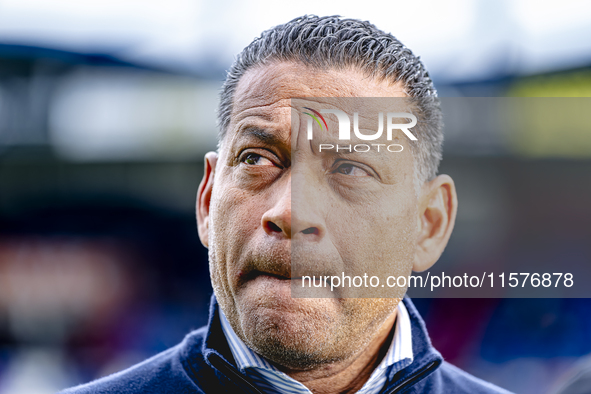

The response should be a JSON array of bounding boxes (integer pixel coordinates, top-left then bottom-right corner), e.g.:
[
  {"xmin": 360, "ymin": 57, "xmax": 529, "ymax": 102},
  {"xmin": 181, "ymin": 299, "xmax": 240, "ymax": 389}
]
[{"xmin": 303, "ymin": 107, "xmax": 418, "ymax": 153}]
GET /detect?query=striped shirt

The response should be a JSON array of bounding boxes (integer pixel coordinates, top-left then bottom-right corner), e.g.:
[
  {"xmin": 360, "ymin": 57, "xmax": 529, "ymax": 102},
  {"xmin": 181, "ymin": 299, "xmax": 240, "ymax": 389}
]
[{"xmin": 219, "ymin": 302, "xmax": 413, "ymax": 394}]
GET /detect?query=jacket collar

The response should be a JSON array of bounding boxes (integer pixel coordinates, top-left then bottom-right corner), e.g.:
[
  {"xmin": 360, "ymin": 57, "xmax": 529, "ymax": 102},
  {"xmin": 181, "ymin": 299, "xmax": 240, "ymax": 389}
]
[
  {"xmin": 188, "ymin": 295, "xmax": 442, "ymax": 393},
  {"xmin": 384, "ymin": 298, "xmax": 443, "ymax": 392},
  {"xmin": 201, "ymin": 294, "xmax": 236, "ymax": 365}
]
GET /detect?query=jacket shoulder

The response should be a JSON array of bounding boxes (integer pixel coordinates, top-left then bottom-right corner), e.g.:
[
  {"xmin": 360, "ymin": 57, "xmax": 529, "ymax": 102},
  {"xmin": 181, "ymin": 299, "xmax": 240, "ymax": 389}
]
[
  {"xmin": 416, "ymin": 361, "xmax": 513, "ymax": 394},
  {"xmin": 58, "ymin": 327, "xmax": 208, "ymax": 394}
]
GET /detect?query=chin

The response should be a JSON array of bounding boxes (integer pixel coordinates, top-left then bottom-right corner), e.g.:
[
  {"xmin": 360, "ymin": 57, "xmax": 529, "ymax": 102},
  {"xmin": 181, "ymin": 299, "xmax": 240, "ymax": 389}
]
[
  {"xmin": 243, "ymin": 311, "xmax": 343, "ymax": 369},
  {"xmin": 235, "ymin": 296, "xmax": 347, "ymax": 368}
]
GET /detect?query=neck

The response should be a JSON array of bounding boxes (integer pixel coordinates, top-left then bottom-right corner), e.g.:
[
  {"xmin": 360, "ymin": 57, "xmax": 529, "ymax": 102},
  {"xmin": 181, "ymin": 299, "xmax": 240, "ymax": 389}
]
[{"xmin": 278, "ymin": 311, "xmax": 397, "ymax": 394}]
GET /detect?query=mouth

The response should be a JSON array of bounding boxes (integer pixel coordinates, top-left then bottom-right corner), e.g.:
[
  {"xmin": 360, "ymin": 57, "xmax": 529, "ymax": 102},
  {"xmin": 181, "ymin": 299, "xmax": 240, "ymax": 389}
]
[
  {"xmin": 242, "ymin": 270, "xmax": 314, "ymax": 281},
  {"xmin": 240, "ymin": 270, "xmax": 318, "ymax": 292},
  {"xmin": 237, "ymin": 268, "xmax": 341, "ymax": 301},
  {"xmin": 259, "ymin": 271, "xmax": 291, "ymax": 280},
  {"xmin": 240, "ymin": 269, "xmax": 290, "ymax": 282},
  {"xmin": 242, "ymin": 271, "xmax": 331, "ymax": 292}
]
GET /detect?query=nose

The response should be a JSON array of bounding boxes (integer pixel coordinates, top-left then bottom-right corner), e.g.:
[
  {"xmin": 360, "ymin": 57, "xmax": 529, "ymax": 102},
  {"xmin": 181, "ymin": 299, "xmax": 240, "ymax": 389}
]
[
  {"xmin": 262, "ymin": 183, "xmax": 292, "ymax": 238},
  {"xmin": 261, "ymin": 174, "xmax": 325, "ymax": 242}
]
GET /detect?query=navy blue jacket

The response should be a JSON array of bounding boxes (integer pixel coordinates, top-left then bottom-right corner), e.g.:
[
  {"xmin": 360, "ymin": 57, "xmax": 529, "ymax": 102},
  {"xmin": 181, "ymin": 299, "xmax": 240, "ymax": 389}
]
[{"xmin": 60, "ymin": 297, "xmax": 512, "ymax": 393}]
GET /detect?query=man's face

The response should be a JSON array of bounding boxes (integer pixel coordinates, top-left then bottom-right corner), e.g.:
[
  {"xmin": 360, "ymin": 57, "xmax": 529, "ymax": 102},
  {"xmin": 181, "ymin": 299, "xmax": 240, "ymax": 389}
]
[{"xmin": 202, "ymin": 62, "xmax": 419, "ymax": 369}]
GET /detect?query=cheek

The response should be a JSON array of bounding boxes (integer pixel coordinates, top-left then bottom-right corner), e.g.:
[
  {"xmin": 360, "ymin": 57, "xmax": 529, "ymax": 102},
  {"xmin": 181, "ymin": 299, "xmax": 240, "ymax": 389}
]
[
  {"xmin": 211, "ymin": 182, "xmax": 263, "ymax": 243},
  {"xmin": 328, "ymin": 191, "xmax": 417, "ymax": 276},
  {"xmin": 208, "ymin": 185, "xmax": 261, "ymax": 286}
]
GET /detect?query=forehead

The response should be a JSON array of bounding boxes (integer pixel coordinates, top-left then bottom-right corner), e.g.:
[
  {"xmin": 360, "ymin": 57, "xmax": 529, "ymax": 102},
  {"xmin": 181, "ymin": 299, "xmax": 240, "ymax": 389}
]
[{"xmin": 229, "ymin": 61, "xmax": 408, "ymax": 129}]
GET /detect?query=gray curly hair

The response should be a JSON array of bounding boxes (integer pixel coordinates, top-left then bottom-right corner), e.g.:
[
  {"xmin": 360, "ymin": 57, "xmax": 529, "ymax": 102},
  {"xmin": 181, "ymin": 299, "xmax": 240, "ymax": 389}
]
[{"xmin": 217, "ymin": 15, "xmax": 443, "ymax": 184}]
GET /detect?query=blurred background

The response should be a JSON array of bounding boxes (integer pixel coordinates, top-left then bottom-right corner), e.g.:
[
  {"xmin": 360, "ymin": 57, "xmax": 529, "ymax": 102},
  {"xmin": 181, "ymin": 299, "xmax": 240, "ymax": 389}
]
[{"xmin": 1, "ymin": 1, "xmax": 591, "ymax": 393}]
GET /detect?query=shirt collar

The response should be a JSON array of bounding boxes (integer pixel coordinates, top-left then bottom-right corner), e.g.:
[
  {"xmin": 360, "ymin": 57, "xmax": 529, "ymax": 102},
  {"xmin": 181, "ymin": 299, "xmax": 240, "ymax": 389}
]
[{"xmin": 220, "ymin": 301, "xmax": 414, "ymax": 394}]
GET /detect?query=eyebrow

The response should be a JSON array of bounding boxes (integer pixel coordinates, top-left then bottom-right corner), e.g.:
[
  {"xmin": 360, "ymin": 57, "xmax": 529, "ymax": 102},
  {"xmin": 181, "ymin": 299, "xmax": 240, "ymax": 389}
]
[{"xmin": 238, "ymin": 127, "xmax": 288, "ymax": 147}]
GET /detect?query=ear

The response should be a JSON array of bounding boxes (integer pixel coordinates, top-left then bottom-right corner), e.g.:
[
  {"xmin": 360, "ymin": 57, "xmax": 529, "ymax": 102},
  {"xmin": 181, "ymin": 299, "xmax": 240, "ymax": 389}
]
[
  {"xmin": 414, "ymin": 174, "xmax": 458, "ymax": 272},
  {"xmin": 197, "ymin": 152, "xmax": 218, "ymax": 248}
]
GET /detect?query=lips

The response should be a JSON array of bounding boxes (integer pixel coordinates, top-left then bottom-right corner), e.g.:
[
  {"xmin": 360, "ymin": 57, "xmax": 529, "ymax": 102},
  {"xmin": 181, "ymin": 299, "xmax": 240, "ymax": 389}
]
[
  {"xmin": 232, "ymin": 237, "xmax": 344, "ymax": 290},
  {"xmin": 247, "ymin": 271, "xmax": 308, "ymax": 282},
  {"xmin": 243, "ymin": 270, "xmax": 291, "ymax": 281},
  {"xmin": 236, "ymin": 262, "xmax": 334, "ymax": 291}
]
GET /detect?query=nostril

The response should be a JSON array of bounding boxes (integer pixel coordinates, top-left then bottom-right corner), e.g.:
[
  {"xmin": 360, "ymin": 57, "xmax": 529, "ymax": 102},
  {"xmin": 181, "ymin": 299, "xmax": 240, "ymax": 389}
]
[
  {"xmin": 266, "ymin": 221, "xmax": 283, "ymax": 233},
  {"xmin": 301, "ymin": 227, "xmax": 319, "ymax": 236}
]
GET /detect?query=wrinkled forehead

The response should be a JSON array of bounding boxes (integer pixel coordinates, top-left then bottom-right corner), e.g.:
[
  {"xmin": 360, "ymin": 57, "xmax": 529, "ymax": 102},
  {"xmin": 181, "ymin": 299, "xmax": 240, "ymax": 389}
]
[
  {"xmin": 225, "ymin": 62, "xmax": 409, "ymax": 141},
  {"xmin": 291, "ymin": 96, "xmax": 416, "ymax": 143}
]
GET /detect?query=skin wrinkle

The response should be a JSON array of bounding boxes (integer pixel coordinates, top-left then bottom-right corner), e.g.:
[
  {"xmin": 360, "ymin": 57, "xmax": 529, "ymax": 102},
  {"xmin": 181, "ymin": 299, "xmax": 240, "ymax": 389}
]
[{"xmin": 197, "ymin": 60, "xmax": 457, "ymax": 394}]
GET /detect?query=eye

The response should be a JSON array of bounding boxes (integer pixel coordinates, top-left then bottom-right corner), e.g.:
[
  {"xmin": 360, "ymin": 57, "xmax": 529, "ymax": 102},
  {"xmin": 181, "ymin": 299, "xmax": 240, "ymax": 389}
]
[
  {"xmin": 334, "ymin": 162, "xmax": 371, "ymax": 177},
  {"xmin": 241, "ymin": 152, "xmax": 276, "ymax": 166}
]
